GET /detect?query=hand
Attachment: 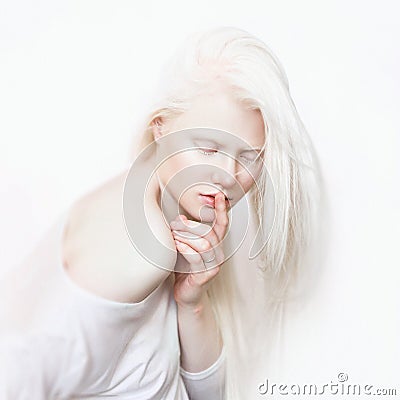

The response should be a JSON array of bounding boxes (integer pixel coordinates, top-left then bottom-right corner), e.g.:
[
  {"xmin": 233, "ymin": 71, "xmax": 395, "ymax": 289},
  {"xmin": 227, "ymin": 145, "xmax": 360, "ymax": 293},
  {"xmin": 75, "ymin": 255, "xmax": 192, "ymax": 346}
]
[{"xmin": 170, "ymin": 192, "xmax": 229, "ymax": 309}]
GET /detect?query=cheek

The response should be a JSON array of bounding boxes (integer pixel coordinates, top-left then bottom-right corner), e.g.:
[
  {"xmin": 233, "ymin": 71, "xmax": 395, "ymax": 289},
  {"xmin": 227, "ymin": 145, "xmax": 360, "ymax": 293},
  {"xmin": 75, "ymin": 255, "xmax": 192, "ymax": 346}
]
[
  {"xmin": 238, "ymin": 165, "xmax": 263, "ymax": 192},
  {"xmin": 165, "ymin": 152, "xmax": 214, "ymax": 183},
  {"xmin": 253, "ymin": 163, "xmax": 264, "ymax": 182},
  {"xmin": 241, "ymin": 177, "xmax": 255, "ymax": 193},
  {"xmin": 159, "ymin": 153, "xmax": 201, "ymax": 196},
  {"xmin": 161, "ymin": 153, "xmax": 190, "ymax": 179}
]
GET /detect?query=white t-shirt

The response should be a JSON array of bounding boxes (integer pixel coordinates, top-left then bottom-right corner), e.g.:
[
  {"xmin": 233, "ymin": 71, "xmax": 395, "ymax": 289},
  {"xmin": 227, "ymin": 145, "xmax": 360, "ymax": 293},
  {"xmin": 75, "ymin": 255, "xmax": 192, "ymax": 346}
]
[{"xmin": 0, "ymin": 210, "xmax": 226, "ymax": 399}]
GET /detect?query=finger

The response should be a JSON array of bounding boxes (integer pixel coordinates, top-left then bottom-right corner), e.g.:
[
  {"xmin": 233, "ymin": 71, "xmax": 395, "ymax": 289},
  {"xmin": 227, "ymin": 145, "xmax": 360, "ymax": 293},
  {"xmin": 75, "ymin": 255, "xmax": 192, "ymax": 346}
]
[
  {"xmin": 172, "ymin": 232, "xmax": 221, "ymax": 265},
  {"xmin": 170, "ymin": 216, "xmax": 219, "ymax": 247},
  {"xmin": 171, "ymin": 217, "xmax": 204, "ymax": 232},
  {"xmin": 213, "ymin": 192, "xmax": 229, "ymax": 241},
  {"xmin": 174, "ymin": 240, "xmax": 205, "ymax": 270},
  {"xmin": 175, "ymin": 240, "xmax": 217, "ymax": 274},
  {"xmin": 170, "ymin": 218, "xmax": 213, "ymax": 240},
  {"xmin": 175, "ymin": 240, "xmax": 221, "ymax": 283}
]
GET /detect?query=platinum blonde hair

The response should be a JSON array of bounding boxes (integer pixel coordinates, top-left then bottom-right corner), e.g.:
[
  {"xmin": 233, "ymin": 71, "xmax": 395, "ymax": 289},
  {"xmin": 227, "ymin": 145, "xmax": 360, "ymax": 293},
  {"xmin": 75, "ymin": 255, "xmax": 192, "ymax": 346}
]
[{"xmin": 129, "ymin": 26, "xmax": 325, "ymax": 400}]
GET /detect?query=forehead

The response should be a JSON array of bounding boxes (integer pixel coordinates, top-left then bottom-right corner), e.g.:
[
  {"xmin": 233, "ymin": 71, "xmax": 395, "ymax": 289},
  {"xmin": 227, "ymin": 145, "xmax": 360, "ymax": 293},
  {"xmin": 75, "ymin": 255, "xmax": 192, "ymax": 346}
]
[{"xmin": 167, "ymin": 84, "xmax": 266, "ymax": 148}]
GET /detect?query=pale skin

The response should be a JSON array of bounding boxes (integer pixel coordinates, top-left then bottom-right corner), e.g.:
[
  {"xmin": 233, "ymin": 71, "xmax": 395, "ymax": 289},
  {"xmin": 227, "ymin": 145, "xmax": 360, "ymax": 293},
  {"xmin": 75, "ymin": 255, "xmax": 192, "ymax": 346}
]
[
  {"xmin": 170, "ymin": 192, "xmax": 228, "ymax": 372},
  {"xmin": 62, "ymin": 81, "xmax": 265, "ymax": 373}
]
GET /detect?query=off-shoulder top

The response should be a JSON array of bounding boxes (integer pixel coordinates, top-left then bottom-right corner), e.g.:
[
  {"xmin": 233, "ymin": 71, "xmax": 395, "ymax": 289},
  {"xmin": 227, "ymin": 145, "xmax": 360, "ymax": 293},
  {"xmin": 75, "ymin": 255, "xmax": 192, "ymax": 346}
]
[{"xmin": 0, "ymin": 210, "xmax": 226, "ymax": 399}]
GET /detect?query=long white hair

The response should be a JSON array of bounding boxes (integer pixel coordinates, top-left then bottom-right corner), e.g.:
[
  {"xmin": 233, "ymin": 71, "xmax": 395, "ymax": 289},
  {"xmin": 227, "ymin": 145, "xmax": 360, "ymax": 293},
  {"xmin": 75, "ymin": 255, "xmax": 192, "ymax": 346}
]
[{"xmin": 129, "ymin": 26, "xmax": 325, "ymax": 400}]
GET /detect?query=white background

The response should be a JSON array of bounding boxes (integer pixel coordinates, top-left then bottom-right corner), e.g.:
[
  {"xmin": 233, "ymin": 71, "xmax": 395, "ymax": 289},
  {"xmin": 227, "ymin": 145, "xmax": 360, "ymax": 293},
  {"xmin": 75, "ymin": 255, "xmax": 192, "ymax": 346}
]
[{"xmin": 1, "ymin": 0, "xmax": 398, "ymax": 396}]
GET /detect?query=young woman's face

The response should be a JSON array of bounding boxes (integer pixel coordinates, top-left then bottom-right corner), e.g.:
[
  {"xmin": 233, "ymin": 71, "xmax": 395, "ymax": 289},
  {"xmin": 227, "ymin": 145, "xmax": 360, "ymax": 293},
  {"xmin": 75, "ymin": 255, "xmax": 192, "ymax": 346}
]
[{"xmin": 153, "ymin": 84, "xmax": 266, "ymax": 223}]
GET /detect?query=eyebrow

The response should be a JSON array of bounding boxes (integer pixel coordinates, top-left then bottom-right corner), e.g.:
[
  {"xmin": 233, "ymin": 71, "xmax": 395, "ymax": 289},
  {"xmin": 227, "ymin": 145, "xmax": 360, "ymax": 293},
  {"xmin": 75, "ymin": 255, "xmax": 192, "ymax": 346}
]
[
  {"xmin": 242, "ymin": 147, "xmax": 264, "ymax": 153},
  {"xmin": 193, "ymin": 138, "xmax": 264, "ymax": 153}
]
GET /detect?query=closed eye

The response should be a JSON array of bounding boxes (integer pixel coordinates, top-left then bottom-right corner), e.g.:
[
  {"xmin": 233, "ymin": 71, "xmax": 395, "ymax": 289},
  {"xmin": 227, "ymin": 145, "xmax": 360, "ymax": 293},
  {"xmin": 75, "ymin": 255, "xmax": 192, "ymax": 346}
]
[
  {"xmin": 239, "ymin": 156, "xmax": 255, "ymax": 165},
  {"xmin": 198, "ymin": 148, "xmax": 218, "ymax": 156},
  {"xmin": 239, "ymin": 151, "xmax": 262, "ymax": 165},
  {"xmin": 198, "ymin": 148, "xmax": 260, "ymax": 165},
  {"xmin": 240, "ymin": 150, "xmax": 264, "ymax": 166}
]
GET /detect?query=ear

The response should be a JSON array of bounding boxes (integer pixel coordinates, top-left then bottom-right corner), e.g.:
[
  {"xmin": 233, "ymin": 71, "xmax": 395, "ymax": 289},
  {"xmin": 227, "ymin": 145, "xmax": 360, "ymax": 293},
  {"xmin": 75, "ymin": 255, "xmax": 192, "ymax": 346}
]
[{"xmin": 151, "ymin": 117, "xmax": 163, "ymax": 142}]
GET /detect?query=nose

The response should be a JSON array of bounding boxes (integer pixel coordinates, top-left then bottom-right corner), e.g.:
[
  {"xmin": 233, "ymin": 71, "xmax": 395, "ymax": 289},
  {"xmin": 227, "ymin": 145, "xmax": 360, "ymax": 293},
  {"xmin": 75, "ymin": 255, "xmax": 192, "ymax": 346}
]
[{"xmin": 210, "ymin": 154, "xmax": 237, "ymax": 189}]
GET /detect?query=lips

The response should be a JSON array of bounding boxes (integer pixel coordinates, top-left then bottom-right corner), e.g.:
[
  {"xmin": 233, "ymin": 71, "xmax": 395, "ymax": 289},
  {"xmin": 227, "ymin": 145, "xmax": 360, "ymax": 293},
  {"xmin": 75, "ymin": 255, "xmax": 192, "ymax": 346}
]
[{"xmin": 199, "ymin": 193, "xmax": 231, "ymax": 208}]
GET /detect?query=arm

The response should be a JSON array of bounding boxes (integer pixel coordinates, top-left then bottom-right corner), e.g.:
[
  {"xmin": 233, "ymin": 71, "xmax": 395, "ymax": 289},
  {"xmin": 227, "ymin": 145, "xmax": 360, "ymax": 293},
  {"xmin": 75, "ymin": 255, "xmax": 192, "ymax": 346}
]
[
  {"xmin": 0, "ymin": 206, "xmax": 159, "ymax": 399},
  {"xmin": 170, "ymin": 193, "xmax": 228, "ymax": 399},
  {"xmin": 177, "ymin": 293, "xmax": 226, "ymax": 400},
  {"xmin": 177, "ymin": 292, "xmax": 223, "ymax": 372}
]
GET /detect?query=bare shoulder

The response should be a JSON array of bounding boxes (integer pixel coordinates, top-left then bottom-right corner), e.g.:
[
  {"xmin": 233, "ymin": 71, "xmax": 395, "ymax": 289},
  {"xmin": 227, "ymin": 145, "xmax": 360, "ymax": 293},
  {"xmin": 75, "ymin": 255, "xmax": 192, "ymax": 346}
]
[{"xmin": 62, "ymin": 169, "xmax": 173, "ymax": 304}]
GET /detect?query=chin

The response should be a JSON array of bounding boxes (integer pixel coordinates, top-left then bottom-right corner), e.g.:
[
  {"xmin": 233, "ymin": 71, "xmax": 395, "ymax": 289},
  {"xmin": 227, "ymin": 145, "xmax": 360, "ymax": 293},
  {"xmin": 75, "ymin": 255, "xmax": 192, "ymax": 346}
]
[{"xmin": 178, "ymin": 204, "xmax": 213, "ymax": 223}]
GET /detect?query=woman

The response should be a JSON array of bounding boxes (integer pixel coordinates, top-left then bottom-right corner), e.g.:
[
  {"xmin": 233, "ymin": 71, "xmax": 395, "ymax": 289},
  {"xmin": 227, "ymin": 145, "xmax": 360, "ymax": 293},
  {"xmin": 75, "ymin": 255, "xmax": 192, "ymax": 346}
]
[{"xmin": 0, "ymin": 26, "xmax": 322, "ymax": 399}]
